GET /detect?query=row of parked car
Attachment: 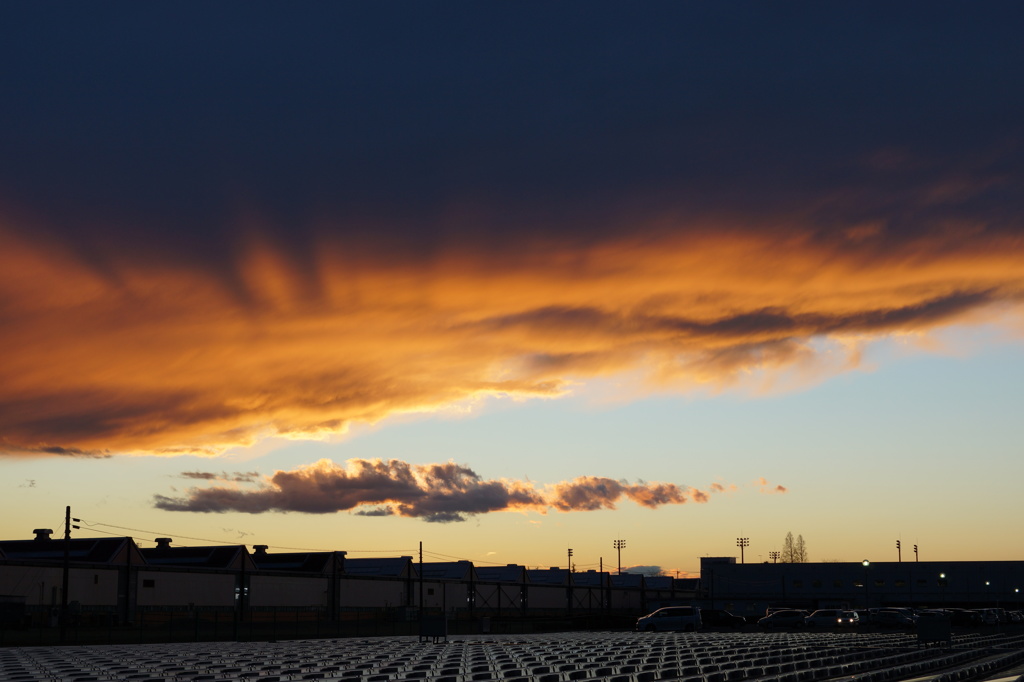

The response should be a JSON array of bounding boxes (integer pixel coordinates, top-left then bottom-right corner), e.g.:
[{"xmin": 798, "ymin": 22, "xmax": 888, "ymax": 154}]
[
  {"xmin": 760, "ymin": 607, "xmax": 1024, "ymax": 630},
  {"xmin": 635, "ymin": 606, "xmax": 1024, "ymax": 632}
]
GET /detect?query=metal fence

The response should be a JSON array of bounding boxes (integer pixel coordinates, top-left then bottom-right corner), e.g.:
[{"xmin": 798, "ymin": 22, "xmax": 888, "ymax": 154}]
[{"xmin": 0, "ymin": 605, "xmax": 637, "ymax": 647}]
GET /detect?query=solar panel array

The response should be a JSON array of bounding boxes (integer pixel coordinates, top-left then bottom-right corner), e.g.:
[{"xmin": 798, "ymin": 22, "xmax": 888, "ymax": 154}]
[{"xmin": 2, "ymin": 630, "xmax": 1024, "ymax": 682}]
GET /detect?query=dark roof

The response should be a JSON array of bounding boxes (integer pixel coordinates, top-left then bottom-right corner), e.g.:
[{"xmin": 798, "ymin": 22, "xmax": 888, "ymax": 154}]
[
  {"xmin": 675, "ymin": 578, "xmax": 700, "ymax": 590},
  {"xmin": 0, "ymin": 537, "xmax": 135, "ymax": 564},
  {"xmin": 140, "ymin": 545, "xmax": 251, "ymax": 570},
  {"xmin": 414, "ymin": 561, "xmax": 477, "ymax": 581},
  {"xmin": 526, "ymin": 567, "xmax": 569, "ymax": 585},
  {"xmin": 251, "ymin": 551, "xmax": 338, "ymax": 573},
  {"xmin": 343, "ymin": 557, "xmax": 412, "ymax": 578},
  {"xmin": 475, "ymin": 565, "xmax": 526, "ymax": 583},
  {"xmin": 644, "ymin": 575, "xmax": 672, "ymax": 589},
  {"xmin": 571, "ymin": 571, "xmax": 607, "ymax": 587},
  {"xmin": 610, "ymin": 573, "xmax": 645, "ymax": 588}
]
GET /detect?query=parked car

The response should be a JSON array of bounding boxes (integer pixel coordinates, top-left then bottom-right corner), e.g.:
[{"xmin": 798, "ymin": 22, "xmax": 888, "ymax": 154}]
[
  {"xmin": 871, "ymin": 609, "xmax": 915, "ymax": 629},
  {"xmin": 805, "ymin": 609, "xmax": 844, "ymax": 627},
  {"xmin": 758, "ymin": 609, "xmax": 809, "ymax": 629},
  {"xmin": 636, "ymin": 606, "xmax": 702, "ymax": 632},
  {"xmin": 701, "ymin": 608, "xmax": 747, "ymax": 629},
  {"xmin": 939, "ymin": 608, "xmax": 979, "ymax": 626},
  {"xmin": 837, "ymin": 611, "xmax": 860, "ymax": 627},
  {"xmin": 977, "ymin": 609, "xmax": 1000, "ymax": 625}
]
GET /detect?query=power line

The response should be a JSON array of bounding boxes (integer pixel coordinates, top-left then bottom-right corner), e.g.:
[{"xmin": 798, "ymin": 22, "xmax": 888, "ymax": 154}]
[{"xmin": 78, "ymin": 518, "xmax": 412, "ymax": 553}]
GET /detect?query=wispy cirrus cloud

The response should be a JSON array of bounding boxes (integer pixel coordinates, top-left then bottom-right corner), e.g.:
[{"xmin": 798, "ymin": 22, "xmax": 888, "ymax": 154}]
[{"xmin": 152, "ymin": 458, "xmax": 775, "ymax": 523}]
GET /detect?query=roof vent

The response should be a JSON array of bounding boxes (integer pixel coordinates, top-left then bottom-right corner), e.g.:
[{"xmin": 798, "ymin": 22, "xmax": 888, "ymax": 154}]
[
  {"xmin": 33, "ymin": 528, "xmax": 53, "ymax": 541},
  {"xmin": 154, "ymin": 537, "xmax": 172, "ymax": 549},
  {"xmin": 253, "ymin": 545, "xmax": 268, "ymax": 556}
]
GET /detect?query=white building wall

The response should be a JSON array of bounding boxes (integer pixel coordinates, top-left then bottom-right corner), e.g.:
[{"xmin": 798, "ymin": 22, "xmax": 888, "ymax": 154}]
[
  {"xmin": 0, "ymin": 565, "xmax": 119, "ymax": 607},
  {"xmin": 249, "ymin": 574, "xmax": 328, "ymax": 608},
  {"xmin": 337, "ymin": 576, "xmax": 407, "ymax": 608},
  {"xmin": 136, "ymin": 571, "xmax": 236, "ymax": 607}
]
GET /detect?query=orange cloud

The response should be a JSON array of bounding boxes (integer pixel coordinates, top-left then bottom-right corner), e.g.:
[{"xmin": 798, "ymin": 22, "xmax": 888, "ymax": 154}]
[
  {"xmin": 757, "ymin": 478, "xmax": 789, "ymax": 494},
  {"xmin": 2, "ymin": 213, "xmax": 1023, "ymax": 457},
  {"xmin": 154, "ymin": 458, "xmax": 726, "ymax": 522}
]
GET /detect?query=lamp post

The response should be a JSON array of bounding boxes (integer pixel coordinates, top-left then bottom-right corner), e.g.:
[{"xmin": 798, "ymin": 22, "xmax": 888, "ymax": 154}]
[
  {"xmin": 862, "ymin": 560, "xmax": 871, "ymax": 609},
  {"xmin": 736, "ymin": 537, "xmax": 749, "ymax": 564}
]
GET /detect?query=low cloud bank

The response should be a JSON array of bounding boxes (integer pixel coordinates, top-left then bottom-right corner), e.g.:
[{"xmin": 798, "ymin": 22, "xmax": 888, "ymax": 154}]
[{"xmin": 154, "ymin": 458, "xmax": 786, "ymax": 523}]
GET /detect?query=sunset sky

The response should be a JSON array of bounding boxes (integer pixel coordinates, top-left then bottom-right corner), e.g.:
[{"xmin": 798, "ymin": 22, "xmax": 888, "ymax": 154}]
[{"xmin": 2, "ymin": 3, "xmax": 1023, "ymax": 576}]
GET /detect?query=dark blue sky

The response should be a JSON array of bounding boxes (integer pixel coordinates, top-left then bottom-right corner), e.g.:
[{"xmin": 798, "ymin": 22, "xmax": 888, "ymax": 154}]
[{"xmin": 3, "ymin": 2, "xmax": 1022, "ymax": 265}]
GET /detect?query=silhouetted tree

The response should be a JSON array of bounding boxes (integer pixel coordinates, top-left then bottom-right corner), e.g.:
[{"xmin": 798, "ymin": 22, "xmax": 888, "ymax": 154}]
[
  {"xmin": 781, "ymin": 532, "xmax": 808, "ymax": 563},
  {"xmin": 782, "ymin": 532, "xmax": 796, "ymax": 562}
]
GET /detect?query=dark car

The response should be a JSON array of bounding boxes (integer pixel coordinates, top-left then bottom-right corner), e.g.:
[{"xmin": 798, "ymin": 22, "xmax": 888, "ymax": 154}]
[
  {"xmin": 945, "ymin": 609, "xmax": 983, "ymax": 626},
  {"xmin": 871, "ymin": 609, "xmax": 915, "ymax": 629},
  {"xmin": 636, "ymin": 606, "xmax": 702, "ymax": 632},
  {"xmin": 701, "ymin": 608, "xmax": 746, "ymax": 629},
  {"xmin": 758, "ymin": 609, "xmax": 809, "ymax": 629}
]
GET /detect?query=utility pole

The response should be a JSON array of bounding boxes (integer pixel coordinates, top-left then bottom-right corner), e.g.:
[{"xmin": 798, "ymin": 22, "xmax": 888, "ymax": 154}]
[
  {"xmin": 736, "ymin": 537, "xmax": 749, "ymax": 564},
  {"xmin": 613, "ymin": 539, "xmax": 626, "ymax": 574},
  {"xmin": 60, "ymin": 506, "xmax": 80, "ymax": 644},
  {"xmin": 914, "ymin": 544, "xmax": 919, "ymax": 562},
  {"xmin": 567, "ymin": 548, "xmax": 573, "ymax": 572},
  {"xmin": 896, "ymin": 540, "xmax": 902, "ymax": 563}
]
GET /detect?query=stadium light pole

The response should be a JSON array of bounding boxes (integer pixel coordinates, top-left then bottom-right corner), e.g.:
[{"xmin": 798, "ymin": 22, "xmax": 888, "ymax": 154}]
[
  {"xmin": 736, "ymin": 537, "xmax": 749, "ymax": 564},
  {"xmin": 613, "ymin": 539, "xmax": 626, "ymax": 575}
]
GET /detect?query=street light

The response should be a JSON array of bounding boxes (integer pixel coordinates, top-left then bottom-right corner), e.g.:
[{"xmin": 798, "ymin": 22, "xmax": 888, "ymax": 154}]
[{"xmin": 862, "ymin": 560, "xmax": 871, "ymax": 609}]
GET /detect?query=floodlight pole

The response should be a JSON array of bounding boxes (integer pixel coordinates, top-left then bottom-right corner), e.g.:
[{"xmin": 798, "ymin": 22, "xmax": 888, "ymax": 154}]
[
  {"xmin": 736, "ymin": 537, "xmax": 749, "ymax": 564},
  {"xmin": 614, "ymin": 539, "xmax": 626, "ymax": 575}
]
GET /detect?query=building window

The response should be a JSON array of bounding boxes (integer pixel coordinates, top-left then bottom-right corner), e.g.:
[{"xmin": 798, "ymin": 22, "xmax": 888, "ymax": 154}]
[
  {"xmin": 853, "ymin": 580, "xmax": 864, "ymax": 588},
  {"xmin": 895, "ymin": 580, "xmax": 907, "ymax": 587},
  {"xmin": 142, "ymin": 579, "xmax": 155, "ymax": 588},
  {"xmin": 874, "ymin": 580, "xmax": 885, "ymax": 587}
]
